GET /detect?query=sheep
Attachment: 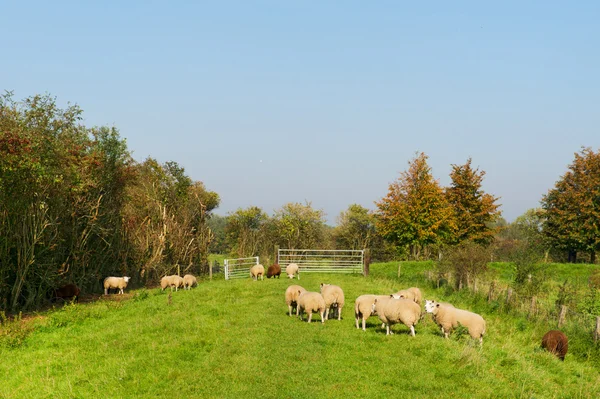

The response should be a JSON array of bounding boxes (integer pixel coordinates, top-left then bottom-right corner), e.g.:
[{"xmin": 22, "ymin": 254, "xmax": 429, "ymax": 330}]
[
  {"xmin": 160, "ymin": 275, "xmax": 184, "ymax": 292},
  {"xmin": 395, "ymin": 287, "xmax": 422, "ymax": 305},
  {"xmin": 183, "ymin": 274, "xmax": 197, "ymax": 290},
  {"xmin": 285, "ymin": 285, "xmax": 307, "ymax": 316},
  {"xmin": 285, "ymin": 263, "xmax": 299, "ymax": 279},
  {"xmin": 372, "ymin": 295, "xmax": 421, "ymax": 336},
  {"xmin": 425, "ymin": 300, "xmax": 486, "ymax": 344},
  {"xmin": 267, "ymin": 264, "xmax": 281, "ymax": 279},
  {"xmin": 103, "ymin": 276, "xmax": 131, "ymax": 295},
  {"xmin": 250, "ymin": 264, "xmax": 265, "ymax": 281},
  {"xmin": 320, "ymin": 283, "xmax": 345, "ymax": 320},
  {"xmin": 354, "ymin": 294, "xmax": 390, "ymax": 331},
  {"xmin": 541, "ymin": 330, "xmax": 568, "ymax": 361},
  {"xmin": 296, "ymin": 291, "xmax": 326, "ymax": 323},
  {"xmin": 53, "ymin": 283, "xmax": 81, "ymax": 303}
]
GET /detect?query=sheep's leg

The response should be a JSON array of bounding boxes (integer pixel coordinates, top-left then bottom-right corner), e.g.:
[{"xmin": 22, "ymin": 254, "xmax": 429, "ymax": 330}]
[
  {"xmin": 325, "ymin": 308, "xmax": 330, "ymax": 320},
  {"xmin": 320, "ymin": 311, "xmax": 325, "ymax": 324},
  {"xmin": 362, "ymin": 318, "xmax": 366, "ymax": 331},
  {"xmin": 386, "ymin": 324, "xmax": 391, "ymax": 335},
  {"xmin": 104, "ymin": 289, "xmax": 108, "ymax": 295},
  {"xmin": 410, "ymin": 325, "xmax": 415, "ymax": 337},
  {"xmin": 308, "ymin": 313, "xmax": 312, "ymax": 323},
  {"xmin": 355, "ymin": 315, "xmax": 359, "ymax": 329},
  {"xmin": 297, "ymin": 274, "xmax": 300, "ymax": 280},
  {"xmin": 289, "ymin": 305, "xmax": 293, "ymax": 317},
  {"xmin": 338, "ymin": 306, "xmax": 342, "ymax": 321}
]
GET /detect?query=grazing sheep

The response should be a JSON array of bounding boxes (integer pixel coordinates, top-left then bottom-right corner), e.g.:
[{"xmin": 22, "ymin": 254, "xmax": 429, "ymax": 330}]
[
  {"xmin": 354, "ymin": 294, "xmax": 390, "ymax": 331},
  {"xmin": 296, "ymin": 291, "xmax": 326, "ymax": 323},
  {"xmin": 425, "ymin": 300, "xmax": 486, "ymax": 344},
  {"xmin": 285, "ymin": 285, "xmax": 307, "ymax": 316},
  {"xmin": 372, "ymin": 295, "xmax": 421, "ymax": 336},
  {"xmin": 103, "ymin": 276, "xmax": 131, "ymax": 295},
  {"xmin": 285, "ymin": 263, "xmax": 299, "ymax": 279},
  {"xmin": 320, "ymin": 283, "xmax": 345, "ymax": 320},
  {"xmin": 541, "ymin": 330, "xmax": 568, "ymax": 361},
  {"xmin": 267, "ymin": 264, "xmax": 281, "ymax": 279},
  {"xmin": 53, "ymin": 284, "xmax": 81, "ymax": 302},
  {"xmin": 161, "ymin": 275, "xmax": 185, "ymax": 291},
  {"xmin": 395, "ymin": 287, "xmax": 422, "ymax": 305},
  {"xmin": 250, "ymin": 264, "xmax": 265, "ymax": 281},
  {"xmin": 183, "ymin": 274, "xmax": 197, "ymax": 290}
]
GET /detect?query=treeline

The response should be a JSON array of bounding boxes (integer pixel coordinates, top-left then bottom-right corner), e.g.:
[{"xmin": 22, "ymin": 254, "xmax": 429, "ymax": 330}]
[{"xmin": 0, "ymin": 93, "xmax": 218, "ymax": 311}]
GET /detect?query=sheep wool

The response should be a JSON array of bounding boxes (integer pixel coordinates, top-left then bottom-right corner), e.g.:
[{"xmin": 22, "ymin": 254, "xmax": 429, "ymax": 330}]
[
  {"xmin": 267, "ymin": 264, "xmax": 281, "ymax": 279},
  {"xmin": 285, "ymin": 263, "xmax": 299, "ymax": 279},
  {"xmin": 320, "ymin": 283, "xmax": 345, "ymax": 321},
  {"xmin": 425, "ymin": 300, "xmax": 486, "ymax": 344},
  {"xmin": 285, "ymin": 285, "xmax": 307, "ymax": 316},
  {"xmin": 372, "ymin": 295, "xmax": 421, "ymax": 336},
  {"xmin": 183, "ymin": 274, "xmax": 197, "ymax": 290},
  {"xmin": 354, "ymin": 294, "xmax": 390, "ymax": 331},
  {"xmin": 296, "ymin": 291, "xmax": 326, "ymax": 324},
  {"xmin": 103, "ymin": 276, "xmax": 131, "ymax": 295},
  {"xmin": 250, "ymin": 264, "xmax": 265, "ymax": 281},
  {"xmin": 395, "ymin": 287, "xmax": 422, "ymax": 305},
  {"xmin": 161, "ymin": 275, "xmax": 184, "ymax": 291},
  {"xmin": 542, "ymin": 330, "xmax": 568, "ymax": 361}
]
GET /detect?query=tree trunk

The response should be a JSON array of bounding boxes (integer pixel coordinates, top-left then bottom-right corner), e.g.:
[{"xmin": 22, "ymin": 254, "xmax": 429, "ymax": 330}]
[
  {"xmin": 568, "ymin": 250, "xmax": 577, "ymax": 263},
  {"xmin": 591, "ymin": 250, "xmax": 596, "ymax": 264}
]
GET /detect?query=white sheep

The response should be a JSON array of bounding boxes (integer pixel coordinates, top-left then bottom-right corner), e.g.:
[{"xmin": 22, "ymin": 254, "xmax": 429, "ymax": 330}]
[
  {"xmin": 183, "ymin": 274, "xmax": 197, "ymax": 290},
  {"xmin": 354, "ymin": 294, "xmax": 390, "ymax": 331},
  {"xmin": 285, "ymin": 285, "xmax": 307, "ymax": 316},
  {"xmin": 372, "ymin": 295, "xmax": 421, "ymax": 336},
  {"xmin": 250, "ymin": 264, "xmax": 265, "ymax": 281},
  {"xmin": 103, "ymin": 276, "xmax": 131, "ymax": 295},
  {"xmin": 320, "ymin": 283, "xmax": 345, "ymax": 320},
  {"xmin": 296, "ymin": 291, "xmax": 326, "ymax": 323},
  {"xmin": 285, "ymin": 263, "xmax": 299, "ymax": 279},
  {"xmin": 395, "ymin": 287, "xmax": 422, "ymax": 305},
  {"xmin": 425, "ymin": 300, "xmax": 486, "ymax": 344},
  {"xmin": 160, "ymin": 275, "xmax": 184, "ymax": 291}
]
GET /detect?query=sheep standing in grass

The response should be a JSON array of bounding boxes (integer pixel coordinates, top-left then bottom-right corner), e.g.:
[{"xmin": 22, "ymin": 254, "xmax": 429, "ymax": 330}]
[
  {"xmin": 297, "ymin": 291, "xmax": 326, "ymax": 323},
  {"xmin": 320, "ymin": 283, "xmax": 345, "ymax": 320},
  {"xmin": 103, "ymin": 276, "xmax": 131, "ymax": 295},
  {"xmin": 183, "ymin": 274, "xmax": 197, "ymax": 290},
  {"xmin": 161, "ymin": 275, "xmax": 184, "ymax": 291},
  {"xmin": 250, "ymin": 264, "xmax": 265, "ymax": 281},
  {"xmin": 53, "ymin": 284, "xmax": 81, "ymax": 302},
  {"xmin": 285, "ymin": 263, "xmax": 299, "ymax": 279},
  {"xmin": 425, "ymin": 300, "xmax": 486, "ymax": 344},
  {"xmin": 395, "ymin": 287, "xmax": 422, "ymax": 305},
  {"xmin": 542, "ymin": 330, "xmax": 568, "ymax": 361},
  {"xmin": 267, "ymin": 264, "xmax": 281, "ymax": 279},
  {"xmin": 354, "ymin": 294, "xmax": 390, "ymax": 331},
  {"xmin": 285, "ymin": 285, "xmax": 307, "ymax": 316},
  {"xmin": 372, "ymin": 295, "xmax": 421, "ymax": 336}
]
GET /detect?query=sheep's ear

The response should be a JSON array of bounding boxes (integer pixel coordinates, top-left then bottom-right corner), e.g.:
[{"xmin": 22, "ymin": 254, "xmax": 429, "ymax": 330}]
[
  {"xmin": 389, "ymin": 294, "xmax": 394, "ymax": 298},
  {"xmin": 373, "ymin": 299, "xmax": 378, "ymax": 304},
  {"xmin": 436, "ymin": 303, "xmax": 440, "ymax": 307}
]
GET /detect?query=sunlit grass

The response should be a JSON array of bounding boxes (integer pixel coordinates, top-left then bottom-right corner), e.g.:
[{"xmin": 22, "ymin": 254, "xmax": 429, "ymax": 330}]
[{"xmin": 0, "ymin": 263, "xmax": 599, "ymax": 398}]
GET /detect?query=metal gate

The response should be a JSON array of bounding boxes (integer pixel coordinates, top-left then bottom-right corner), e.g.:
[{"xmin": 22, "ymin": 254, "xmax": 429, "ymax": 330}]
[
  {"xmin": 224, "ymin": 256, "xmax": 260, "ymax": 280},
  {"xmin": 277, "ymin": 249, "xmax": 364, "ymax": 274}
]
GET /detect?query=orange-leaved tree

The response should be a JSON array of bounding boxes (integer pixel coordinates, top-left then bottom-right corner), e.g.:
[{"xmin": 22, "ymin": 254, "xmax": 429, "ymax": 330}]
[
  {"xmin": 375, "ymin": 152, "xmax": 453, "ymax": 260},
  {"xmin": 445, "ymin": 158, "xmax": 501, "ymax": 245}
]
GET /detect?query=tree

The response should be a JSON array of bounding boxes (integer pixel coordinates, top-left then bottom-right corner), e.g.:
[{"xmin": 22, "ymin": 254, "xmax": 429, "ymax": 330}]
[
  {"xmin": 445, "ymin": 158, "xmax": 501, "ymax": 245},
  {"xmin": 225, "ymin": 207, "xmax": 269, "ymax": 257},
  {"xmin": 375, "ymin": 152, "xmax": 453, "ymax": 259},
  {"xmin": 272, "ymin": 202, "xmax": 327, "ymax": 250},
  {"xmin": 334, "ymin": 204, "xmax": 376, "ymax": 250},
  {"xmin": 541, "ymin": 148, "xmax": 600, "ymax": 263}
]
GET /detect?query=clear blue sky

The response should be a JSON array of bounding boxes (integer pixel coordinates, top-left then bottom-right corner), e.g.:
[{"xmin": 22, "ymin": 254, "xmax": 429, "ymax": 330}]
[{"xmin": 2, "ymin": 1, "xmax": 599, "ymax": 224}]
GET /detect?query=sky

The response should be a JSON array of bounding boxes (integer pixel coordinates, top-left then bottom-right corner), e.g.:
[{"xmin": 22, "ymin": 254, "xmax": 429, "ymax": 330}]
[{"xmin": 2, "ymin": 1, "xmax": 599, "ymax": 224}]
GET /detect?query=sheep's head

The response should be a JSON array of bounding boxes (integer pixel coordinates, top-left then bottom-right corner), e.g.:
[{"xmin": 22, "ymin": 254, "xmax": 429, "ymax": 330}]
[
  {"xmin": 390, "ymin": 294, "xmax": 401, "ymax": 299},
  {"xmin": 123, "ymin": 276, "xmax": 131, "ymax": 282},
  {"xmin": 372, "ymin": 298, "xmax": 378, "ymax": 313},
  {"xmin": 425, "ymin": 300, "xmax": 437, "ymax": 314}
]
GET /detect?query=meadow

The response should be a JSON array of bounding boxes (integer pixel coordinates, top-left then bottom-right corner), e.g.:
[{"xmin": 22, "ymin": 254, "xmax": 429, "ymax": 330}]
[{"xmin": 0, "ymin": 262, "xmax": 599, "ymax": 399}]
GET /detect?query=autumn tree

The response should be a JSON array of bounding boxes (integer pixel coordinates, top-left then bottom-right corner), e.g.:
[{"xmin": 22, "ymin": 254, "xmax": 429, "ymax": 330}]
[
  {"xmin": 225, "ymin": 206, "xmax": 269, "ymax": 258},
  {"xmin": 541, "ymin": 147, "xmax": 600, "ymax": 263},
  {"xmin": 333, "ymin": 204, "xmax": 376, "ymax": 250},
  {"xmin": 445, "ymin": 158, "xmax": 501, "ymax": 245},
  {"xmin": 375, "ymin": 152, "xmax": 453, "ymax": 259}
]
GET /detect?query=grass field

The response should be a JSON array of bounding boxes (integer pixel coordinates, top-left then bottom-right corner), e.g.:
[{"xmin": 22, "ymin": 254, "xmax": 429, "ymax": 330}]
[{"xmin": 1, "ymin": 262, "xmax": 599, "ymax": 398}]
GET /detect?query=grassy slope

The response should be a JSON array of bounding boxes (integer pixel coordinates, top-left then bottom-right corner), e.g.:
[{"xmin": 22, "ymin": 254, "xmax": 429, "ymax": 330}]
[{"xmin": 1, "ymin": 263, "xmax": 599, "ymax": 399}]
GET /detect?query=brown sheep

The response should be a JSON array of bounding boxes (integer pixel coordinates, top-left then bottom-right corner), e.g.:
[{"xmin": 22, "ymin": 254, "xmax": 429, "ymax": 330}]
[
  {"xmin": 541, "ymin": 330, "xmax": 568, "ymax": 361},
  {"xmin": 267, "ymin": 264, "xmax": 281, "ymax": 279},
  {"xmin": 53, "ymin": 284, "xmax": 81, "ymax": 302}
]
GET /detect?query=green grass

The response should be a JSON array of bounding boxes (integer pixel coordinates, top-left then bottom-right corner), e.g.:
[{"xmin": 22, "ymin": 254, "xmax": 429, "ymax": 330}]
[{"xmin": 1, "ymin": 263, "xmax": 599, "ymax": 398}]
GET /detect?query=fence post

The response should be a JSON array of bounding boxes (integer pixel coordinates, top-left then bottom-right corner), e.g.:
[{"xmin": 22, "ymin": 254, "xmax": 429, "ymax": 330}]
[
  {"xmin": 595, "ymin": 317, "xmax": 600, "ymax": 342},
  {"xmin": 488, "ymin": 281, "xmax": 496, "ymax": 303},
  {"xmin": 275, "ymin": 245, "xmax": 280, "ymax": 264},
  {"xmin": 363, "ymin": 249, "xmax": 370, "ymax": 277},
  {"xmin": 506, "ymin": 288, "xmax": 513, "ymax": 305},
  {"xmin": 558, "ymin": 305, "xmax": 567, "ymax": 327},
  {"xmin": 528, "ymin": 296, "xmax": 536, "ymax": 319},
  {"xmin": 209, "ymin": 259, "xmax": 213, "ymax": 280},
  {"xmin": 397, "ymin": 263, "xmax": 401, "ymax": 278}
]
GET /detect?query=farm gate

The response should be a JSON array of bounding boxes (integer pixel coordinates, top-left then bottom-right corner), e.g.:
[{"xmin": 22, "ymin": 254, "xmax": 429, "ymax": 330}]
[
  {"xmin": 277, "ymin": 249, "xmax": 364, "ymax": 274},
  {"xmin": 224, "ymin": 256, "xmax": 260, "ymax": 280}
]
